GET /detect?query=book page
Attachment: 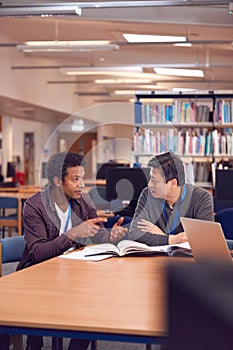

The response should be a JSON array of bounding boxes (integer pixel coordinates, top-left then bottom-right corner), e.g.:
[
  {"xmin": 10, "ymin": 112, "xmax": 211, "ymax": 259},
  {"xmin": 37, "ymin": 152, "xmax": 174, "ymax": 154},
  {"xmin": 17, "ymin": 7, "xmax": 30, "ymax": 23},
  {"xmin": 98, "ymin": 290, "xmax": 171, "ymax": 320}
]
[
  {"xmin": 59, "ymin": 249, "xmax": 114, "ymax": 261},
  {"xmin": 59, "ymin": 241, "xmax": 191, "ymax": 261},
  {"xmin": 159, "ymin": 241, "xmax": 191, "ymax": 253},
  {"xmin": 118, "ymin": 240, "xmax": 191, "ymax": 255},
  {"xmin": 83, "ymin": 243, "xmax": 120, "ymax": 257}
]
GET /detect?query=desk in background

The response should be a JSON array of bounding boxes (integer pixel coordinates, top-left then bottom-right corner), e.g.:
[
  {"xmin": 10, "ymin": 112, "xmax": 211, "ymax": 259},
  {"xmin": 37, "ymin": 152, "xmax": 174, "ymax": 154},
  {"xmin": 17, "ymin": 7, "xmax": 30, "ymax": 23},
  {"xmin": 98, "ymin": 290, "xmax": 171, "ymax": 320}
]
[
  {"xmin": 0, "ymin": 254, "xmax": 171, "ymax": 349},
  {"xmin": 0, "ymin": 186, "xmax": 40, "ymax": 236}
]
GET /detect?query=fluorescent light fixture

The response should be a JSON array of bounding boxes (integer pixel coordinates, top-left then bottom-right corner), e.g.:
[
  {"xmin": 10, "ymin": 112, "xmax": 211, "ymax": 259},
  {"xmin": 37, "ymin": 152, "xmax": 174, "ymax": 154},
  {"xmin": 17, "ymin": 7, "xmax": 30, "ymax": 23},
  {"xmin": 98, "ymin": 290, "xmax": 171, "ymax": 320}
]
[
  {"xmin": 60, "ymin": 66, "xmax": 142, "ymax": 75},
  {"xmin": 172, "ymin": 87, "xmax": 197, "ymax": 92},
  {"xmin": 174, "ymin": 43, "xmax": 192, "ymax": 47},
  {"xmin": 154, "ymin": 67, "xmax": 204, "ymax": 77},
  {"xmin": 136, "ymin": 85, "xmax": 167, "ymax": 90},
  {"xmin": 25, "ymin": 40, "xmax": 111, "ymax": 46},
  {"xmin": 0, "ymin": 5, "xmax": 81, "ymax": 17},
  {"xmin": 95, "ymin": 78, "xmax": 153, "ymax": 84},
  {"xmin": 123, "ymin": 33, "xmax": 186, "ymax": 43},
  {"xmin": 71, "ymin": 119, "xmax": 84, "ymax": 132},
  {"xmin": 17, "ymin": 41, "xmax": 119, "ymax": 53},
  {"xmin": 114, "ymin": 90, "xmax": 136, "ymax": 95}
]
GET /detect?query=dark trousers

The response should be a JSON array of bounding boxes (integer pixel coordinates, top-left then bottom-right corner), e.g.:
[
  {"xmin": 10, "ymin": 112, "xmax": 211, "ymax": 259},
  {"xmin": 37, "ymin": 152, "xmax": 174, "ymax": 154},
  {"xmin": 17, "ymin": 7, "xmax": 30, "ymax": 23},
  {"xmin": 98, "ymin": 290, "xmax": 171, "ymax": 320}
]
[{"xmin": 27, "ymin": 335, "xmax": 90, "ymax": 350}]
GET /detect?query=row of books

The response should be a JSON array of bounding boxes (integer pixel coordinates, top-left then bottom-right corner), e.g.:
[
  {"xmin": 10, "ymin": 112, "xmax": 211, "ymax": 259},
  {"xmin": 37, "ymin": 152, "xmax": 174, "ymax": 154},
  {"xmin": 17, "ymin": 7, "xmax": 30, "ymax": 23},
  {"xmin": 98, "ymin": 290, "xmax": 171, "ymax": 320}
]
[
  {"xmin": 134, "ymin": 99, "xmax": 233, "ymax": 124},
  {"xmin": 215, "ymin": 99, "xmax": 233, "ymax": 124},
  {"xmin": 134, "ymin": 128, "xmax": 233, "ymax": 156},
  {"xmin": 192, "ymin": 162, "xmax": 211, "ymax": 183}
]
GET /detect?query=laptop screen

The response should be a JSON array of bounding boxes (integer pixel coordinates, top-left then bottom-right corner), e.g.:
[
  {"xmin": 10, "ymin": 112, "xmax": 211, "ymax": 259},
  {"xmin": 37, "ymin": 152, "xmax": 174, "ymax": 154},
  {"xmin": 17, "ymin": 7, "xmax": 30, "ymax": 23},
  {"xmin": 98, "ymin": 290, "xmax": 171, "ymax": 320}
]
[{"xmin": 180, "ymin": 217, "xmax": 233, "ymax": 265}]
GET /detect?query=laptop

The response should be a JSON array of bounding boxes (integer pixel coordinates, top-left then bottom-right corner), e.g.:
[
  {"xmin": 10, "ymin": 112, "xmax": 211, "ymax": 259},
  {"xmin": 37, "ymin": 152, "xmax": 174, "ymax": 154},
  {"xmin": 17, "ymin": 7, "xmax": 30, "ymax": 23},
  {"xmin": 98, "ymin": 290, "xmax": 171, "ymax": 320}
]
[{"xmin": 180, "ymin": 217, "xmax": 233, "ymax": 265}]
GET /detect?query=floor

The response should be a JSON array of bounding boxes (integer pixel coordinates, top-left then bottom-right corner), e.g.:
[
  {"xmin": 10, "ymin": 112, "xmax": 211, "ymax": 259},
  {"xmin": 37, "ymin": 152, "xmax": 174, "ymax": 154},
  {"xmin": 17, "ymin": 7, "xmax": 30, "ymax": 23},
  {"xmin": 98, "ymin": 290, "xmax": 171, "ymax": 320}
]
[{"xmin": 22, "ymin": 336, "xmax": 161, "ymax": 349}]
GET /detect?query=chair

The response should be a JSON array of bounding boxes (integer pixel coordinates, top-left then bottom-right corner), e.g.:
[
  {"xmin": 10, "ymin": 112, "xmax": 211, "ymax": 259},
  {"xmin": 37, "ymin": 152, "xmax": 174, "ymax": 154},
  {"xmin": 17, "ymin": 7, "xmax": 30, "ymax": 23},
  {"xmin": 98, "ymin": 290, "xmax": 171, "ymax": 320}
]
[
  {"xmin": 0, "ymin": 235, "xmax": 25, "ymax": 276},
  {"xmin": 0, "ymin": 196, "xmax": 20, "ymax": 238},
  {"xmin": 0, "ymin": 235, "xmax": 25, "ymax": 350},
  {"xmin": 103, "ymin": 215, "xmax": 132, "ymax": 230},
  {"xmin": 215, "ymin": 208, "xmax": 233, "ymax": 240},
  {"xmin": 88, "ymin": 186, "xmax": 110, "ymax": 210}
]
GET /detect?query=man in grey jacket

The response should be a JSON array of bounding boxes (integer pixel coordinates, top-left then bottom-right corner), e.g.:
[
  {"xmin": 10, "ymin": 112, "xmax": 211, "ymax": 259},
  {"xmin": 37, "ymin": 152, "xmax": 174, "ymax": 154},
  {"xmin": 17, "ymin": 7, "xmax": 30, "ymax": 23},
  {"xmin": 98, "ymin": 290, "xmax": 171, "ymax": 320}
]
[{"xmin": 129, "ymin": 152, "xmax": 214, "ymax": 246}]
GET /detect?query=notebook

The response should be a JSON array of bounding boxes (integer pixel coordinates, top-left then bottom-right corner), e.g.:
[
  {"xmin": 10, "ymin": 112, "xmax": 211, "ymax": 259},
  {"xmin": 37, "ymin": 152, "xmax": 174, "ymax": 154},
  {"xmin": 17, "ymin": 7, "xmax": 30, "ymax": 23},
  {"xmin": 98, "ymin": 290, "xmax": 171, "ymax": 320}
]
[{"xmin": 180, "ymin": 217, "xmax": 233, "ymax": 265}]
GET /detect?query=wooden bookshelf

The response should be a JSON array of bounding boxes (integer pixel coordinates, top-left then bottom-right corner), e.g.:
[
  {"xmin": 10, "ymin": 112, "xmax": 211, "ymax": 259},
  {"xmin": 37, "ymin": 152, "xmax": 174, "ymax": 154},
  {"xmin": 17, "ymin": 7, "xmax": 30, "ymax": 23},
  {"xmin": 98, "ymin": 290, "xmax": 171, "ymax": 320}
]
[{"xmin": 134, "ymin": 91, "xmax": 233, "ymax": 186}]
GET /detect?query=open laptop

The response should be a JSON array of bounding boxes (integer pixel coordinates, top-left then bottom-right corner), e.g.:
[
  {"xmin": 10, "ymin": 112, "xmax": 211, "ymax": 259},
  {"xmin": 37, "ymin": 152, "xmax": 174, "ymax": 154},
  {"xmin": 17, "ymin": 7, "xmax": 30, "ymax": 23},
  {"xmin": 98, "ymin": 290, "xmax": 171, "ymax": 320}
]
[{"xmin": 180, "ymin": 217, "xmax": 233, "ymax": 265}]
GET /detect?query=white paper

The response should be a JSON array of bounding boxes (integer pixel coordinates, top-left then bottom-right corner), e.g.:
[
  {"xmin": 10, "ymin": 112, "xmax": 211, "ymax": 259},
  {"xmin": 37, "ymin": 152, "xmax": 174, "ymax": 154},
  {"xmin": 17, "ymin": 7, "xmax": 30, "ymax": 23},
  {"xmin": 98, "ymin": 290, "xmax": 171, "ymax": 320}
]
[{"xmin": 59, "ymin": 249, "xmax": 113, "ymax": 261}]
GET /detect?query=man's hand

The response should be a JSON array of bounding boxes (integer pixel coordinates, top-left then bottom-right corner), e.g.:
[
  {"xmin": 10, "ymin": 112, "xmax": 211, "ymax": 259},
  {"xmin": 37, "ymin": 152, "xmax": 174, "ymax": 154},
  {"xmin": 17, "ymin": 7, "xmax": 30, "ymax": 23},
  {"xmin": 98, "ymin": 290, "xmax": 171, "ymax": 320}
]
[
  {"xmin": 168, "ymin": 232, "xmax": 188, "ymax": 245},
  {"xmin": 110, "ymin": 217, "xmax": 128, "ymax": 243},
  {"xmin": 137, "ymin": 219, "xmax": 166, "ymax": 235},
  {"xmin": 67, "ymin": 217, "xmax": 107, "ymax": 241}
]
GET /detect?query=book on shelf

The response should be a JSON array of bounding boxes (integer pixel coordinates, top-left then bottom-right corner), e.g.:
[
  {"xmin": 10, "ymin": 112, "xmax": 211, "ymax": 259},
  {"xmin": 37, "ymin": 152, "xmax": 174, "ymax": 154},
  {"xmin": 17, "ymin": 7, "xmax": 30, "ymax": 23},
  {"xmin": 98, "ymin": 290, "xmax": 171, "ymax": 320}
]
[
  {"xmin": 82, "ymin": 239, "xmax": 192, "ymax": 260},
  {"xmin": 135, "ymin": 101, "xmax": 142, "ymax": 123}
]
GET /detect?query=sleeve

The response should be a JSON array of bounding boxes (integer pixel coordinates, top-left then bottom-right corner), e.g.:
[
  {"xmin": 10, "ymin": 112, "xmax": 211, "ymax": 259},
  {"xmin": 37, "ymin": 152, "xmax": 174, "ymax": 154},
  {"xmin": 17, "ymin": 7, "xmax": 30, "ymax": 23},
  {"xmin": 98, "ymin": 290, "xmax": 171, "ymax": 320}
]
[
  {"xmin": 23, "ymin": 200, "xmax": 72, "ymax": 264},
  {"xmin": 191, "ymin": 187, "xmax": 214, "ymax": 221},
  {"xmin": 128, "ymin": 189, "xmax": 169, "ymax": 246}
]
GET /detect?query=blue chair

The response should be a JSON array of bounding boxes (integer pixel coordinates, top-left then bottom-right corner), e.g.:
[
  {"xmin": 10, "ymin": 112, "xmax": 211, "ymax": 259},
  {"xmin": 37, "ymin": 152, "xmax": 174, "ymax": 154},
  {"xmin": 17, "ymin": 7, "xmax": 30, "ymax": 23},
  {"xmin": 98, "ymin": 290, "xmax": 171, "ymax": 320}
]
[
  {"xmin": 104, "ymin": 215, "xmax": 132, "ymax": 240},
  {"xmin": 215, "ymin": 208, "xmax": 233, "ymax": 240},
  {"xmin": 0, "ymin": 196, "xmax": 19, "ymax": 238},
  {"xmin": 0, "ymin": 235, "xmax": 25, "ymax": 350},
  {"xmin": 0, "ymin": 235, "xmax": 25, "ymax": 277}
]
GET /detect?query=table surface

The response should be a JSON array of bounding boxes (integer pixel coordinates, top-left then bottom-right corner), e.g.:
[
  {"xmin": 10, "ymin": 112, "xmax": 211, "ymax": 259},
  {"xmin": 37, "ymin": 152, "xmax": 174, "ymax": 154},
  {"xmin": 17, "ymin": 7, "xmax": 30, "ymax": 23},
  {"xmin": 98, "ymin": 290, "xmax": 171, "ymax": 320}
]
[{"xmin": 0, "ymin": 254, "xmax": 177, "ymax": 340}]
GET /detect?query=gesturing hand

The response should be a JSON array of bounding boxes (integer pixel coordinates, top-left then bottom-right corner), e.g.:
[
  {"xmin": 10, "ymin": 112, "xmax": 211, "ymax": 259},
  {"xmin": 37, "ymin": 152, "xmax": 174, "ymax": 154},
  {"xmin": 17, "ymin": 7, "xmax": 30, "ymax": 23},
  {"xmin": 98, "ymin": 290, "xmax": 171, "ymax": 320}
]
[
  {"xmin": 67, "ymin": 217, "xmax": 107, "ymax": 241},
  {"xmin": 110, "ymin": 217, "xmax": 128, "ymax": 243},
  {"xmin": 137, "ymin": 219, "xmax": 166, "ymax": 235}
]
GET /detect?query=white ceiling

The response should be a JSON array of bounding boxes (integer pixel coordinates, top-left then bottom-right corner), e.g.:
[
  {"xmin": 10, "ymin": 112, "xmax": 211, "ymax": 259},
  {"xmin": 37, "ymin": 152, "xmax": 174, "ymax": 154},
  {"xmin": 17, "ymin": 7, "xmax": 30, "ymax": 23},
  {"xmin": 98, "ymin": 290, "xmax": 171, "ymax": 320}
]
[{"xmin": 0, "ymin": 1, "xmax": 232, "ymax": 123}]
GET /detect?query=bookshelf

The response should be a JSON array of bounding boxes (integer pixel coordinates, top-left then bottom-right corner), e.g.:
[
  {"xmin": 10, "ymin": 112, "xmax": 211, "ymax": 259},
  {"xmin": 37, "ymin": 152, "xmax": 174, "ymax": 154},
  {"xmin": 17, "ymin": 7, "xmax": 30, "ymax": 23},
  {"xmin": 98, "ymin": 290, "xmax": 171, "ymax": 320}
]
[{"xmin": 134, "ymin": 91, "xmax": 233, "ymax": 187}]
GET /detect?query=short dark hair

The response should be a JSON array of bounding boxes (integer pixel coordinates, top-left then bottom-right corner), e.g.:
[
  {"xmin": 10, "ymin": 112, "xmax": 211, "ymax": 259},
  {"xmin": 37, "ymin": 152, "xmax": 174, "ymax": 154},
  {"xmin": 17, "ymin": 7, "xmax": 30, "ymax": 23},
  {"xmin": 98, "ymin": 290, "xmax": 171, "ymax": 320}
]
[
  {"xmin": 46, "ymin": 151, "xmax": 84, "ymax": 186},
  {"xmin": 147, "ymin": 152, "xmax": 185, "ymax": 186}
]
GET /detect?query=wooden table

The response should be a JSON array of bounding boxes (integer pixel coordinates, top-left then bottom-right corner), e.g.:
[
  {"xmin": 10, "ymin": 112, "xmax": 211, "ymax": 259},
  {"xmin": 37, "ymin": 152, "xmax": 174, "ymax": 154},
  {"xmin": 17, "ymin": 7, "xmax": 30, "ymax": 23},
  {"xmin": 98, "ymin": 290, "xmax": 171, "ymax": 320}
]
[{"xmin": 0, "ymin": 254, "xmax": 172, "ymax": 349}]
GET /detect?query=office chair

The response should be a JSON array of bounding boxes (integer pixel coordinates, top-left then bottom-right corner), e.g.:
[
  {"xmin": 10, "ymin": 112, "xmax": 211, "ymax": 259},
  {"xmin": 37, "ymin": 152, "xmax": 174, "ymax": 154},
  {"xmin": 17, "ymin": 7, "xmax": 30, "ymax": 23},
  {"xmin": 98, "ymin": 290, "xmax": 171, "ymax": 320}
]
[
  {"xmin": 0, "ymin": 196, "xmax": 19, "ymax": 238},
  {"xmin": 103, "ymin": 215, "xmax": 132, "ymax": 231},
  {"xmin": 215, "ymin": 208, "xmax": 233, "ymax": 240},
  {"xmin": 0, "ymin": 235, "xmax": 25, "ymax": 350},
  {"xmin": 0, "ymin": 235, "xmax": 25, "ymax": 276}
]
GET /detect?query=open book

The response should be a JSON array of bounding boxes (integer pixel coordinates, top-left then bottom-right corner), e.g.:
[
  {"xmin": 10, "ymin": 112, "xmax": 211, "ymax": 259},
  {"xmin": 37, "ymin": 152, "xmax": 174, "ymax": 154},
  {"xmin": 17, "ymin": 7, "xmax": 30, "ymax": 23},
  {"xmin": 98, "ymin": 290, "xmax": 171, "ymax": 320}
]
[{"xmin": 82, "ymin": 239, "xmax": 192, "ymax": 259}]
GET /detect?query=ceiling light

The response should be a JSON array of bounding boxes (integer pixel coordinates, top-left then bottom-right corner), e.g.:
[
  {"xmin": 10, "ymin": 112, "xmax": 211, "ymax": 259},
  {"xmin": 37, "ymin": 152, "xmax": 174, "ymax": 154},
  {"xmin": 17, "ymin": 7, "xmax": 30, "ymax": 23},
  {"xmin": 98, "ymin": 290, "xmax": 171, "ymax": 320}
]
[
  {"xmin": 94, "ymin": 78, "xmax": 153, "ymax": 84},
  {"xmin": 75, "ymin": 92, "xmax": 110, "ymax": 96},
  {"xmin": 71, "ymin": 119, "xmax": 84, "ymax": 132},
  {"xmin": 60, "ymin": 66, "xmax": 142, "ymax": 75},
  {"xmin": 0, "ymin": 5, "xmax": 81, "ymax": 17},
  {"xmin": 172, "ymin": 87, "xmax": 197, "ymax": 92},
  {"xmin": 17, "ymin": 41, "xmax": 119, "ymax": 53},
  {"xmin": 25, "ymin": 40, "xmax": 112, "ymax": 46},
  {"xmin": 154, "ymin": 68, "xmax": 204, "ymax": 77},
  {"xmin": 136, "ymin": 85, "xmax": 167, "ymax": 90},
  {"xmin": 114, "ymin": 90, "xmax": 136, "ymax": 95},
  {"xmin": 174, "ymin": 43, "xmax": 192, "ymax": 47},
  {"xmin": 123, "ymin": 33, "xmax": 186, "ymax": 43}
]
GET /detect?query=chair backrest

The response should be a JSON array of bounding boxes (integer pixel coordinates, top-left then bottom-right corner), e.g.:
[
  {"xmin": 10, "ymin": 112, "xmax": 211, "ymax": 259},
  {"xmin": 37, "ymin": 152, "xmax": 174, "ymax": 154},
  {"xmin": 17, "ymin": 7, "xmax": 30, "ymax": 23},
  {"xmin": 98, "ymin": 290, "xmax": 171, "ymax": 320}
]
[
  {"xmin": 103, "ymin": 215, "xmax": 132, "ymax": 229},
  {"xmin": 0, "ymin": 236, "xmax": 25, "ymax": 276},
  {"xmin": 0, "ymin": 196, "xmax": 18, "ymax": 210},
  {"xmin": 215, "ymin": 208, "xmax": 233, "ymax": 240}
]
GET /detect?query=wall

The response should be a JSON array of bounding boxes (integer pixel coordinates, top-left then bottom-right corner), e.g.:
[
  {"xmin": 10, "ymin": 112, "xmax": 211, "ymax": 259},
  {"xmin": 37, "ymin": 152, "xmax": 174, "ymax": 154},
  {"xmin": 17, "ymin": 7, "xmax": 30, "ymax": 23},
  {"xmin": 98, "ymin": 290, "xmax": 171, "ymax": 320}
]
[{"xmin": 2, "ymin": 115, "xmax": 57, "ymax": 185}]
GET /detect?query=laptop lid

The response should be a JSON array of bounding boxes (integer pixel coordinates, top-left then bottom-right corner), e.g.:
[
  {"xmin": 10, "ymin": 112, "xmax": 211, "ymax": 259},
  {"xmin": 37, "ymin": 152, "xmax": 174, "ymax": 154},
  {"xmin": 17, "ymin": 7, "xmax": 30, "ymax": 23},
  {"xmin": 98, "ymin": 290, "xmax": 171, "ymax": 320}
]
[{"xmin": 180, "ymin": 217, "xmax": 233, "ymax": 265}]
